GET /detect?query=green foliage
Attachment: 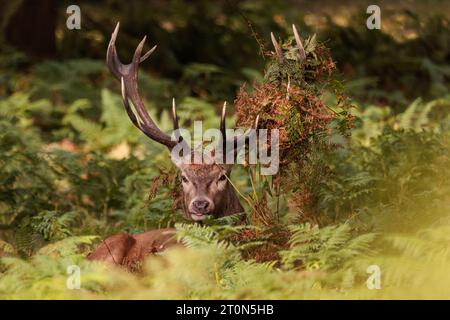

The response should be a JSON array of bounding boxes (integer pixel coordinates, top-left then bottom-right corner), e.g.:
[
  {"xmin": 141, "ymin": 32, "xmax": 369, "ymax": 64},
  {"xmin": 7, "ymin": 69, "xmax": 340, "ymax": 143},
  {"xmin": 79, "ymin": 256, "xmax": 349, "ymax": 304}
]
[
  {"xmin": 3, "ymin": 218, "xmax": 450, "ymax": 299},
  {"xmin": 31, "ymin": 60, "xmax": 105, "ymax": 106},
  {"xmin": 280, "ymin": 223, "xmax": 375, "ymax": 271},
  {"xmin": 318, "ymin": 127, "xmax": 450, "ymax": 231},
  {"xmin": 0, "ymin": 236, "xmax": 100, "ymax": 299},
  {"xmin": 0, "ymin": 90, "xmax": 182, "ymax": 248},
  {"xmin": 352, "ymin": 95, "xmax": 450, "ymax": 145},
  {"xmin": 30, "ymin": 211, "xmax": 76, "ymax": 241},
  {"xmin": 61, "ymin": 89, "xmax": 141, "ymax": 149}
]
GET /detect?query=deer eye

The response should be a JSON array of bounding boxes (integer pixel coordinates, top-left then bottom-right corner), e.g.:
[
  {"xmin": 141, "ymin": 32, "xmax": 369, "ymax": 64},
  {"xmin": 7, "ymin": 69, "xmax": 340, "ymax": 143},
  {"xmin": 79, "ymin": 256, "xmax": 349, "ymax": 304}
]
[
  {"xmin": 218, "ymin": 174, "xmax": 227, "ymax": 182},
  {"xmin": 181, "ymin": 175, "xmax": 189, "ymax": 183}
]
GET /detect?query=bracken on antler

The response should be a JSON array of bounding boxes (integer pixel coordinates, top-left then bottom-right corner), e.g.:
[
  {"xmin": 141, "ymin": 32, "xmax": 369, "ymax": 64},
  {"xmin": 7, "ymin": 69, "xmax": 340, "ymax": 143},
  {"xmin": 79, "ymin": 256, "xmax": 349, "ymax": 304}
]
[{"xmin": 235, "ymin": 82, "xmax": 335, "ymax": 167}]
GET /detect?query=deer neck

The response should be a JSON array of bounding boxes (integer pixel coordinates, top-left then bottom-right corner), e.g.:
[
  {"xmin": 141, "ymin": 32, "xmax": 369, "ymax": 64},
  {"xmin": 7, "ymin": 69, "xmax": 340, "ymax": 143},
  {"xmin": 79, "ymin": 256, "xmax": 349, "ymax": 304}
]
[{"xmin": 215, "ymin": 183, "xmax": 245, "ymax": 217}]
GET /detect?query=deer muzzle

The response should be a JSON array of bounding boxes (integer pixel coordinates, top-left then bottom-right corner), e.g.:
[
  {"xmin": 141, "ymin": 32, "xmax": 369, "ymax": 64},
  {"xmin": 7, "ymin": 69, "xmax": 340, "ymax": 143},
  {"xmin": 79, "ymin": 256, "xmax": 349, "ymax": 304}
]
[{"xmin": 189, "ymin": 197, "xmax": 214, "ymax": 220}]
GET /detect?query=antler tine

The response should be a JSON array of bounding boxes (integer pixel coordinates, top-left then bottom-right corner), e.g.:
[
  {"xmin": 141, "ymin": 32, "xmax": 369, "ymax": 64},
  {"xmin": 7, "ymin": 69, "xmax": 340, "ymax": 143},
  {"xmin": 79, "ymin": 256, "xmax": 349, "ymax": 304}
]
[
  {"xmin": 121, "ymin": 76, "xmax": 165, "ymax": 141},
  {"xmin": 220, "ymin": 102, "xmax": 227, "ymax": 160},
  {"xmin": 120, "ymin": 77, "xmax": 140, "ymax": 128},
  {"xmin": 220, "ymin": 102, "xmax": 227, "ymax": 140},
  {"xmin": 172, "ymin": 98, "xmax": 186, "ymax": 144},
  {"xmin": 270, "ymin": 32, "xmax": 283, "ymax": 62},
  {"xmin": 107, "ymin": 22, "xmax": 178, "ymax": 149},
  {"xmin": 106, "ymin": 22, "xmax": 122, "ymax": 79},
  {"xmin": 140, "ymin": 44, "xmax": 157, "ymax": 63},
  {"xmin": 172, "ymin": 98, "xmax": 179, "ymax": 131},
  {"xmin": 292, "ymin": 24, "xmax": 306, "ymax": 63},
  {"xmin": 242, "ymin": 114, "xmax": 259, "ymax": 137},
  {"xmin": 254, "ymin": 114, "xmax": 260, "ymax": 129}
]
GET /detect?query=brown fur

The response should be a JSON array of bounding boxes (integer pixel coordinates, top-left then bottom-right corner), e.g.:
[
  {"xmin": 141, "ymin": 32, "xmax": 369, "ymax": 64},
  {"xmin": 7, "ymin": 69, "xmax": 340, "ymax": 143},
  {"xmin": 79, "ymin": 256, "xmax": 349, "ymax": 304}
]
[
  {"xmin": 87, "ymin": 228, "xmax": 179, "ymax": 272},
  {"xmin": 179, "ymin": 162, "xmax": 244, "ymax": 220}
]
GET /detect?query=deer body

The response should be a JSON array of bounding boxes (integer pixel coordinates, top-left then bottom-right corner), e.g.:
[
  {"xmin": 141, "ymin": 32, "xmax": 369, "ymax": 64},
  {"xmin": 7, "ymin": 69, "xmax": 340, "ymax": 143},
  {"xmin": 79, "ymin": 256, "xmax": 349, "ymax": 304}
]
[{"xmin": 88, "ymin": 228, "xmax": 179, "ymax": 272}]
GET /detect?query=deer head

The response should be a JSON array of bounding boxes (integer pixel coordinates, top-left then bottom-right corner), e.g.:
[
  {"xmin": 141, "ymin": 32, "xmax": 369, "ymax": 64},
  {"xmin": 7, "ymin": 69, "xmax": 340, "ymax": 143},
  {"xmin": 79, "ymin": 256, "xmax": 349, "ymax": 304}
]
[{"xmin": 106, "ymin": 23, "xmax": 259, "ymax": 221}]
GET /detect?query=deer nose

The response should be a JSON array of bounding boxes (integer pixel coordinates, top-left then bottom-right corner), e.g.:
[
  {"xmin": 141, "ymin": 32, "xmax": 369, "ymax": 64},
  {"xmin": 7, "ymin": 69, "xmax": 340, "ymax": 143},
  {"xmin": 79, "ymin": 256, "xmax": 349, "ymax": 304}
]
[{"xmin": 193, "ymin": 200, "xmax": 210, "ymax": 212}]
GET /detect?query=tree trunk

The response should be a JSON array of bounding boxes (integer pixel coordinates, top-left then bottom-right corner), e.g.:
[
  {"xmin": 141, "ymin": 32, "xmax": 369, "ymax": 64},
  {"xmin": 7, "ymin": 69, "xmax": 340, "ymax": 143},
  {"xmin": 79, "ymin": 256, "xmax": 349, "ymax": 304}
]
[{"xmin": 1, "ymin": 0, "xmax": 57, "ymax": 58}]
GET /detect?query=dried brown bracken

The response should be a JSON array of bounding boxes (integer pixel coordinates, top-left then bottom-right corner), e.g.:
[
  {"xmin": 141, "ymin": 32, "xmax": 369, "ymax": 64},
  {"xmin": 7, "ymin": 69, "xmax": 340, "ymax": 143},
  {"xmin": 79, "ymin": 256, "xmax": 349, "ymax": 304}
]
[
  {"xmin": 235, "ymin": 82, "xmax": 334, "ymax": 167},
  {"xmin": 234, "ymin": 30, "xmax": 353, "ymax": 224},
  {"xmin": 231, "ymin": 226, "xmax": 291, "ymax": 265}
]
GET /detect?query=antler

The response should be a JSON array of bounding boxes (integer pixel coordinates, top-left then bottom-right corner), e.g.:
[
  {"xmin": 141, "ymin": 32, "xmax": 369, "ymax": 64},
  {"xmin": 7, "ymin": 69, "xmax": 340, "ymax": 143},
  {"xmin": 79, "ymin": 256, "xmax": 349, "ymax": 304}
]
[
  {"xmin": 292, "ymin": 24, "xmax": 306, "ymax": 63},
  {"xmin": 108, "ymin": 22, "xmax": 258, "ymax": 162},
  {"xmin": 270, "ymin": 32, "xmax": 283, "ymax": 63},
  {"xmin": 270, "ymin": 24, "xmax": 306, "ymax": 64},
  {"xmin": 107, "ymin": 22, "xmax": 180, "ymax": 149}
]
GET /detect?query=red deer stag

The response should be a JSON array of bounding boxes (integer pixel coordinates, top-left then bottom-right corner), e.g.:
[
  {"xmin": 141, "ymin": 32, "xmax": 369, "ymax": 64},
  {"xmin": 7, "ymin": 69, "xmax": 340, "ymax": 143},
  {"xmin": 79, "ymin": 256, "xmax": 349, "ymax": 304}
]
[
  {"xmin": 88, "ymin": 22, "xmax": 259, "ymax": 270},
  {"xmin": 89, "ymin": 23, "xmax": 306, "ymax": 271}
]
